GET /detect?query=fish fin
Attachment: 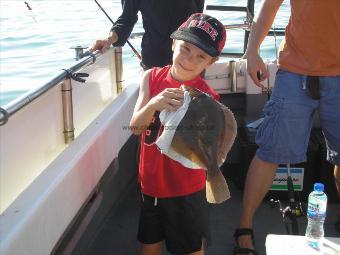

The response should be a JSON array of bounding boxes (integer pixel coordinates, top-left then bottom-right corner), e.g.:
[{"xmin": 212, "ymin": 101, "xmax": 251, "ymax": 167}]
[
  {"xmin": 206, "ymin": 170, "xmax": 230, "ymax": 204},
  {"xmin": 217, "ymin": 103, "xmax": 237, "ymax": 167}
]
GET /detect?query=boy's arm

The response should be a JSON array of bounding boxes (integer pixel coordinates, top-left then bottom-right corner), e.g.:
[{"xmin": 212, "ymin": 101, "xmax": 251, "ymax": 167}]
[
  {"xmin": 129, "ymin": 70, "xmax": 184, "ymax": 135},
  {"xmin": 129, "ymin": 70, "xmax": 155, "ymax": 135},
  {"xmin": 243, "ymin": 0, "xmax": 284, "ymax": 87}
]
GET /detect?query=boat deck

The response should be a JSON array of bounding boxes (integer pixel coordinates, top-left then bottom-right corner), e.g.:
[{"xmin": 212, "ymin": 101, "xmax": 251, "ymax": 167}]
[{"xmin": 85, "ymin": 175, "xmax": 339, "ymax": 255}]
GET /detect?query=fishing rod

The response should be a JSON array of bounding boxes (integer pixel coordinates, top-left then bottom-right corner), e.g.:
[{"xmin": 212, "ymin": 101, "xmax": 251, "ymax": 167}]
[
  {"xmin": 24, "ymin": 1, "xmax": 37, "ymax": 23},
  {"xmin": 24, "ymin": 1, "xmax": 32, "ymax": 10},
  {"xmin": 94, "ymin": 0, "xmax": 142, "ymax": 61}
]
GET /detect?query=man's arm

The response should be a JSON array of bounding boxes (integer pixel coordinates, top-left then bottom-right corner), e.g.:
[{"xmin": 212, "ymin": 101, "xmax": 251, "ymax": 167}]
[
  {"xmin": 244, "ymin": 0, "xmax": 284, "ymax": 87},
  {"xmin": 90, "ymin": 0, "xmax": 139, "ymax": 53},
  {"xmin": 109, "ymin": 0, "xmax": 140, "ymax": 46}
]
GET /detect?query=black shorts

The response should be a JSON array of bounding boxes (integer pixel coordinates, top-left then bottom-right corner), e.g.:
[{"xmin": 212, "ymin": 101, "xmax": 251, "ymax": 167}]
[{"xmin": 137, "ymin": 189, "xmax": 209, "ymax": 254}]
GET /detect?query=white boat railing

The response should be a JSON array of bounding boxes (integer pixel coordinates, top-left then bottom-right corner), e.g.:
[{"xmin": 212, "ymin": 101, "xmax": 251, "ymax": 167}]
[
  {"xmin": 0, "ymin": 47, "xmax": 124, "ymax": 130},
  {"xmin": 0, "ymin": 51, "xmax": 98, "ymax": 125}
]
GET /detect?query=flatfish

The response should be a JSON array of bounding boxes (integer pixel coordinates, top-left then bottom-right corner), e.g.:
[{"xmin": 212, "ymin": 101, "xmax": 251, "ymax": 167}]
[{"xmin": 156, "ymin": 85, "xmax": 237, "ymax": 203}]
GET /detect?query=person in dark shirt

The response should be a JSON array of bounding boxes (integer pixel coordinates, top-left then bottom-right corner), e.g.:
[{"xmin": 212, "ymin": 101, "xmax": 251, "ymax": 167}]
[{"xmin": 90, "ymin": 0, "xmax": 204, "ymax": 69}]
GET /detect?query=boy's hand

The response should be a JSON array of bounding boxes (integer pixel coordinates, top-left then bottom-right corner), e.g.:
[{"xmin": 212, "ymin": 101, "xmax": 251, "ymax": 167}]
[{"xmin": 149, "ymin": 88, "xmax": 184, "ymax": 112}]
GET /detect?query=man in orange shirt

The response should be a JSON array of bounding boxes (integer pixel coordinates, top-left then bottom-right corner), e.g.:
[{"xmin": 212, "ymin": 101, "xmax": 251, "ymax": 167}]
[{"xmin": 234, "ymin": 0, "xmax": 340, "ymax": 254}]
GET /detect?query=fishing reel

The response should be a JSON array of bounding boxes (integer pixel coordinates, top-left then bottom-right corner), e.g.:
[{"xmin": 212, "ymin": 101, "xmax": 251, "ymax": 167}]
[
  {"xmin": 269, "ymin": 175, "xmax": 306, "ymax": 235},
  {"xmin": 270, "ymin": 197, "xmax": 305, "ymax": 235},
  {"xmin": 269, "ymin": 197, "xmax": 305, "ymax": 216}
]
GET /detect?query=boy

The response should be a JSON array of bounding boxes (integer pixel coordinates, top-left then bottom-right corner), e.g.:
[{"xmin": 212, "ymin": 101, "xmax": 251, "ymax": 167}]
[{"xmin": 129, "ymin": 13, "xmax": 226, "ymax": 255}]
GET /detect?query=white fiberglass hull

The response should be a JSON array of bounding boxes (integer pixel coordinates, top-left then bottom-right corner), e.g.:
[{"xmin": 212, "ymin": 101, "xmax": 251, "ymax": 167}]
[
  {"xmin": 0, "ymin": 52, "xmax": 279, "ymax": 255},
  {"xmin": 0, "ymin": 50, "xmax": 138, "ymax": 255}
]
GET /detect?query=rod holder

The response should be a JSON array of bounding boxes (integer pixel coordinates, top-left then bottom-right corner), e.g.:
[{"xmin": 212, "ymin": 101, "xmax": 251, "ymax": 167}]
[
  {"xmin": 114, "ymin": 47, "xmax": 123, "ymax": 94},
  {"xmin": 61, "ymin": 78, "xmax": 75, "ymax": 144},
  {"xmin": 70, "ymin": 46, "xmax": 88, "ymax": 61},
  {"xmin": 230, "ymin": 60, "xmax": 238, "ymax": 92}
]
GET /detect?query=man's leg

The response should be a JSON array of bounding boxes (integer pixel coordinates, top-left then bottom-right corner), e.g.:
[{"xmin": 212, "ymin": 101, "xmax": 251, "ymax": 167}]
[
  {"xmin": 334, "ymin": 165, "xmax": 340, "ymax": 198},
  {"xmin": 235, "ymin": 156, "xmax": 278, "ymax": 252},
  {"xmin": 235, "ymin": 70, "xmax": 316, "ymax": 253},
  {"xmin": 318, "ymin": 75, "xmax": 340, "ymax": 232},
  {"xmin": 334, "ymin": 165, "xmax": 340, "ymax": 233}
]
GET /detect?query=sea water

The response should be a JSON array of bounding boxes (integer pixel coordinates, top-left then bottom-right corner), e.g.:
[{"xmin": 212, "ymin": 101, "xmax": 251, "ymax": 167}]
[{"xmin": 0, "ymin": 0, "xmax": 290, "ymax": 106}]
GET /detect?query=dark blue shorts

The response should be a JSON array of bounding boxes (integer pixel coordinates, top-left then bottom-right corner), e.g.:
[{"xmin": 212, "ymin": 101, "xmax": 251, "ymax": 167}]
[
  {"xmin": 137, "ymin": 189, "xmax": 209, "ymax": 254},
  {"xmin": 256, "ymin": 69, "xmax": 340, "ymax": 165}
]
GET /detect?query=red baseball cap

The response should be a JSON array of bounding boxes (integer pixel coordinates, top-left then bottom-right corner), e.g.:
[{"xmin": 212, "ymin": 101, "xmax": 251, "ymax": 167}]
[{"xmin": 171, "ymin": 13, "xmax": 226, "ymax": 57}]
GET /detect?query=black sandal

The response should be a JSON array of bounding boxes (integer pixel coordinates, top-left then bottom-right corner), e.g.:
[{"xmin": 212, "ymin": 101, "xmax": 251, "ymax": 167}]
[{"xmin": 233, "ymin": 228, "xmax": 258, "ymax": 255}]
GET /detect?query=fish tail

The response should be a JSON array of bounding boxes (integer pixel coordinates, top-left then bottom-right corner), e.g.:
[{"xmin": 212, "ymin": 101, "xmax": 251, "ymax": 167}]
[{"xmin": 206, "ymin": 170, "xmax": 230, "ymax": 204}]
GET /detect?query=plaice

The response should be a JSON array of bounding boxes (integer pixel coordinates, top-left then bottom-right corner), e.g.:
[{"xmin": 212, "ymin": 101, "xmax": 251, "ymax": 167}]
[{"xmin": 156, "ymin": 85, "xmax": 237, "ymax": 203}]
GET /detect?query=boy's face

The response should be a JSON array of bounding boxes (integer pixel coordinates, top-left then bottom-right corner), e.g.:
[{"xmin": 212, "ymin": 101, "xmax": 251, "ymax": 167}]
[{"xmin": 171, "ymin": 40, "xmax": 217, "ymax": 82}]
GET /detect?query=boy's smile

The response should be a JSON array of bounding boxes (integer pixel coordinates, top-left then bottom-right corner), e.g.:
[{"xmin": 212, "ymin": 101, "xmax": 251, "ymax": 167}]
[{"xmin": 170, "ymin": 40, "xmax": 216, "ymax": 82}]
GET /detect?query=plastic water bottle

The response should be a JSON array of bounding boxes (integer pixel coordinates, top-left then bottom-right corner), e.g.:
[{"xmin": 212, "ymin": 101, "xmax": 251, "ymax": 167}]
[{"xmin": 305, "ymin": 183, "xmax": 327, "ymax": 239}]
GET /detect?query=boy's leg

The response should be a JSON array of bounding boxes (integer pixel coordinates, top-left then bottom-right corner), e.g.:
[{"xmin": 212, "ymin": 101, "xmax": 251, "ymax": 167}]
[
  {"xmin": 139, "ymin": 242, "xmax": 162, "ymax": 255},
  {"xmin": 161, "ymin": 189, "xmax": 208, "ymax": 255},
  {"xmin": 138, "ymin": 194, "xmax": 164, "ymax": 255},
  {"xmin": 139, "ymin": 242, "xmax": 205, "ymax": 255},
  {"xmin": 187, "ymin": 244, "xmax": 204, "ymax": 255}
]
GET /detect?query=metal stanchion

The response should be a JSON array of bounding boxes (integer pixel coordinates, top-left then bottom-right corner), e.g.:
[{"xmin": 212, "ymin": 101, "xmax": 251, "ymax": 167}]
[
  {"xmin": 61, "ymin": 78, "xmax": 75, "ymax": 144},
  {"xmin": 114, "ymin": 47, "xmax": 123, "ymax": 94}
]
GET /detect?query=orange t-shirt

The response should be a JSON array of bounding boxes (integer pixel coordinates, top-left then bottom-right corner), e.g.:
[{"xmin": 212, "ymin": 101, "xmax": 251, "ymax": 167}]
[{"xmin": 278, "ymin": 0, "xmax": 340, "ymax": 76}]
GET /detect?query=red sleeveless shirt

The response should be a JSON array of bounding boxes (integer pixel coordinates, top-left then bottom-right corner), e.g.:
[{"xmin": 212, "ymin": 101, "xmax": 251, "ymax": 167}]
[{"xmin": 138, "ymin": 65, "xmax": 219, "ymax": 198}]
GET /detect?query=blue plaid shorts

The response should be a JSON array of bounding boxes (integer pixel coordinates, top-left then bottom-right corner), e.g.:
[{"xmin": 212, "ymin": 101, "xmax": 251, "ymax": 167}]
[{"xmin": 256, "ymin": 69, "xmax": 340, "ymax": 165}]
